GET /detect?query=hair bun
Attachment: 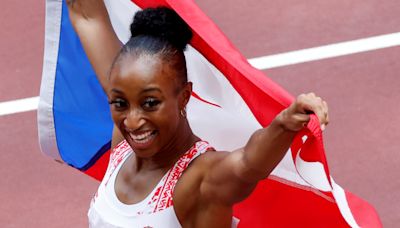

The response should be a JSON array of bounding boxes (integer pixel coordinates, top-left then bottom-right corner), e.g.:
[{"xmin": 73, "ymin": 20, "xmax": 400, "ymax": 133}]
[{"xmin": 130, "ymin": 7, "xmax": 192, "ymax": 51}]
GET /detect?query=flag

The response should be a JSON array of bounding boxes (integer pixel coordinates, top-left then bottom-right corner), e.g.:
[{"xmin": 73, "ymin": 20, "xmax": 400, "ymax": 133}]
[{"xmin": 38, "ymin": 0, "xmax": 381, "ymax": 227}]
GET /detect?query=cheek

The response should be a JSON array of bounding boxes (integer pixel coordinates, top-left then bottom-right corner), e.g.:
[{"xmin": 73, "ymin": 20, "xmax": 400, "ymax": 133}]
[
  {"xmin": 156, "ymin": 103, "xmax": 180, "ymax": 130},
  {"xmin": 110, "ymin": 109, "xmax": 124, "ymax": 126}
]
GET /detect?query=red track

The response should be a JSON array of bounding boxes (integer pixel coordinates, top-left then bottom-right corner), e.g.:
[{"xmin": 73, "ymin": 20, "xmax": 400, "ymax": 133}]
[{"xmin": 1, "ymin": 0, "xmax": 399, "ymax": 227}]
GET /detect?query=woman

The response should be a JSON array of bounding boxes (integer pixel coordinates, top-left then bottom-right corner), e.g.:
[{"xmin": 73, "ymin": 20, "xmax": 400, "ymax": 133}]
[{"xmin": 68, "ymin": 1, "xmax": 329, "ymax": 227}]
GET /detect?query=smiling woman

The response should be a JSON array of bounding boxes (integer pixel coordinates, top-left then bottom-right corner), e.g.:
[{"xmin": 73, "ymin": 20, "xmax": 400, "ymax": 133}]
[
  {"xmin": 108, "ymin": 52, "xmax": 196, "ymax": 159},
  {"xmin": 66, "ymin": 1, "xmax": 331, "ymax": 227},
  {"xmin": 107, "ymin": 7, "xmax": 198, "ymax": 165}
]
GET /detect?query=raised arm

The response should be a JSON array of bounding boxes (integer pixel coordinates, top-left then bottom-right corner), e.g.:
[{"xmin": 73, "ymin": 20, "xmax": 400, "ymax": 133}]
[
  {"xmin": 201, "ymin": 93, "xmax": 329, "ymax": 205},
  {"xmin": 67, "ymin": 0, "xmax": 124, "ymax": 148},
  {"xmin": 67, "ymin": 0, "xmax": 121, "ymax": 92}
]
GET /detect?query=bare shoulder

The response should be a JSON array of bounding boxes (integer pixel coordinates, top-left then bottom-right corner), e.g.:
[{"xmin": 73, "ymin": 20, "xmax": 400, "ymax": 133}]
[
  {"xmin": 175, "ymin": 150, "xmax": 230, "ymax": 188},
  {"xmin": 173, "ymin": 151, "xmax": 232, "ymax": 227},
  {"xmin": 191, "ymin": 150, "xmax": 230, "ymax": 169},
  {"xmin": 177, "ymin": 150, "xmax": 231, "ymax": 184}
]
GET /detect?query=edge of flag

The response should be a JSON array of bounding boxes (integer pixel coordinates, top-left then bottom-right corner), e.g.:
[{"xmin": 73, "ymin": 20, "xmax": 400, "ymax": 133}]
[{"xmin": 38, "ymin": 0, "xmax": 63, "ymax": 162}]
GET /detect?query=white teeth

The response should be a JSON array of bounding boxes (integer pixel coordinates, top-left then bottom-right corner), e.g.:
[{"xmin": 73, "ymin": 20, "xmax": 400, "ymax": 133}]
[{"xmin": 129, "ymin": 131, "xmax": 153, "ymax": 142}]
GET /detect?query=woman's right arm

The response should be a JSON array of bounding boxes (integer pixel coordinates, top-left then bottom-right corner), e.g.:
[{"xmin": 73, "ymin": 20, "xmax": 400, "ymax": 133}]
[
  {"xmin": 67, "ymin": 0, "xmax": 124, "ymax": 148},
  {"xmin": 67, "ymin": 0, "xmax": 121, "ymax": 93}
]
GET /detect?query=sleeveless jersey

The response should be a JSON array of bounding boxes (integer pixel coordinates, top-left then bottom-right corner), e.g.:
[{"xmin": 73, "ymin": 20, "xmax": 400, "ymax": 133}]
[{"xmin": 88, "ymin": 140, "xmax": 220, "ymax": 227}]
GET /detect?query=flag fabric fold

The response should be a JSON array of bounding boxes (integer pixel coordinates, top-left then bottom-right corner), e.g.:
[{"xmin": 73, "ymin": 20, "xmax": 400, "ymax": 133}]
[{"xmin": 38, "ymin": 0, "xmax": 381, "ymax": 227}]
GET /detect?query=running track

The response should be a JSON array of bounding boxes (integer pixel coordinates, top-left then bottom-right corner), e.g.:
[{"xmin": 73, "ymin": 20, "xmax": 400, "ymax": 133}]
[{"xmin": 1, "ymin": 0, "xmax": 399, "ymax": 227}]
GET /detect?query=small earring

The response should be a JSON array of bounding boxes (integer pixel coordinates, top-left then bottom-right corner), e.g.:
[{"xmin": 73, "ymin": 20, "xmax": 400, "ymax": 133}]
[{"xmin": 180, "ymin": 108, "xmax": 187, "ymax": 118}]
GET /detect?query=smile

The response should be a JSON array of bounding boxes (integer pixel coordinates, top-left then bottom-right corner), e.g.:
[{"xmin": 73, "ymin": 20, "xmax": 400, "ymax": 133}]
[
  {"xmin": 127, "ymin": 130, "xmax": 157, "ymax": 149},
  {"xmin": 130, "ymin": 130, "xmax": 155, "ymax": 142}
]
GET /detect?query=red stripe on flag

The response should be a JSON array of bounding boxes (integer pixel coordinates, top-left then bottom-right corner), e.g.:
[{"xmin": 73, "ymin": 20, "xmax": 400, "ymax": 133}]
[
  {"xmin": 291, "ymin": 115, "xmax": 332, "ymax": 185},
  {"xmin": 346, "ymin": 191, "xmax": 382, "ymax": 227},
  {"xmin": 191, "ymin": 92, "xmax": 221, "ymax": 108},
  {"xmin": 233, "ymin": 178, "xmax": 350, "ymax": 228},
  {"xmin": 84, "ymin": 150, "xmax": 111, "ymax": 181}
]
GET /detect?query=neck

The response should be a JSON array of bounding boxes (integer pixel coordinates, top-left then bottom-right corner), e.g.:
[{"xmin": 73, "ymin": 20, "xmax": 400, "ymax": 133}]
[{"xmin": 134, "ymin": 119, "xmax": 199, "ymax": 172}]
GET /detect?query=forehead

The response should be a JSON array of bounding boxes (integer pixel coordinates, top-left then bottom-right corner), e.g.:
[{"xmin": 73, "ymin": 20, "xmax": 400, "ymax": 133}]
[{"xmin": 109, "ymin": 54, "xmax": 179, "ymax": 94}]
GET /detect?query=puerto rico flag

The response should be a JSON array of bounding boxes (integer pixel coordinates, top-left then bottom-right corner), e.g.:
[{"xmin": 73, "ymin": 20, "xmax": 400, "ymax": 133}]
[{"xmin": 38, "ymin": 0, "xmax": 381, "ymax": 227}]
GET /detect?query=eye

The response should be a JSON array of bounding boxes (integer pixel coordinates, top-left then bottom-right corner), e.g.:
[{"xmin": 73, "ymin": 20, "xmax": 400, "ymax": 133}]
[
  {"xmin": 108, "ymin": 98, "xmax": 128, "ymax": 110},
  {"xmin": 142, "ymin": 97, "xmax": 161, "ymax": 111}
]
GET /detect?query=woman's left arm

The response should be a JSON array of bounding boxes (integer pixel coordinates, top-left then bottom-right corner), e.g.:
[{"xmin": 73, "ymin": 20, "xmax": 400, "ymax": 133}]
[{"xmin": 201, "ymin": 92, "xmax": 329, "ymax": 205}]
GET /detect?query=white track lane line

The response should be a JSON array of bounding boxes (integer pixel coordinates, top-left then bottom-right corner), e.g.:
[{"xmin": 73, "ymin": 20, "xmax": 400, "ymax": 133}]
[
  {"xmin": 1, "ymin": 32, "xmax": 400, "ymax": 117},
  {"xmin": 0, "ymin": 96, "xmax": 39, "ymax": 116},
  {"xmin": 248, "ymin": 32, "xmax": 400, "ymax": 69}
]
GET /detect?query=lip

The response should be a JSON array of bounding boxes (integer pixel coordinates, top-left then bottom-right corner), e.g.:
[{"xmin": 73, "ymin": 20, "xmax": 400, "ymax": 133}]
[{"xmin": 126, "ymin": 130, "xmax": 158, "ymax": 150}]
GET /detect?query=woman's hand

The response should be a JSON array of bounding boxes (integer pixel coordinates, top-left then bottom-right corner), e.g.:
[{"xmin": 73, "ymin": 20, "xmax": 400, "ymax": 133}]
[{"xmin": 277, "ymin": 93, "xmax": 329, "ymax": 131}]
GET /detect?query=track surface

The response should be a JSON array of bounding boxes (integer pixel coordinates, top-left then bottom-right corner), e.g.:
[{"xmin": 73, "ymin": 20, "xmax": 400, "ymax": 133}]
[{"xmin": 1, "ymin": 0, "xmax": 399, "ymax": 227}]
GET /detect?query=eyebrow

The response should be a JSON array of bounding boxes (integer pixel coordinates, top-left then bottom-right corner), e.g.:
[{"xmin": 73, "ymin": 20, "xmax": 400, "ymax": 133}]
[
  {"xmin": 110, "ymin": 88, "xmax": 123, "ymax": 94},
  {"xmin": 110, "ymin": 87, "xmax": 162, "ymax": 95},
  {"xmin": 140, "ymin": 87, "xmax": 162, "ymax": 94}
]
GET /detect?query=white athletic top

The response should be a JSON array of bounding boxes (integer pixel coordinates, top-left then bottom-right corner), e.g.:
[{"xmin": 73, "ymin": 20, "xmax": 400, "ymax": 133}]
[{"xmin": 88, "ymin": 140, "xmax": 224, "ymax": 228}]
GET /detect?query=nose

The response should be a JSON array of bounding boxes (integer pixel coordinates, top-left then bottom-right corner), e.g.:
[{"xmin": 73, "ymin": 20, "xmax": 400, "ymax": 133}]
[{"xmin": 123, "ymin": 109, "xmax": 146, "ymax": 130}]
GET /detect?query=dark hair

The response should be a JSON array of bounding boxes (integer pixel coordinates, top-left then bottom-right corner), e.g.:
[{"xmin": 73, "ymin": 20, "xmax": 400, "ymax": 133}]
[{"xmin": 111, "ymin": 7, "xmax": 193, "ymax": 86}]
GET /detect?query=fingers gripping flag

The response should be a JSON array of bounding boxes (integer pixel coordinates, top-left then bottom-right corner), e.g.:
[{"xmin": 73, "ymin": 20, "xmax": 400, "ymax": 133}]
[{"xmin": 38, "ymin": 0, "xmax": 381, "ymax": 227}]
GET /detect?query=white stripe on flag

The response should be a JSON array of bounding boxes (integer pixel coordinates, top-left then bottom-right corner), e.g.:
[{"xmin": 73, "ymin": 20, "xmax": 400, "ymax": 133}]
[{"xmin": 2, "ymin": 31, "xmax": 400, "ymax": 117}]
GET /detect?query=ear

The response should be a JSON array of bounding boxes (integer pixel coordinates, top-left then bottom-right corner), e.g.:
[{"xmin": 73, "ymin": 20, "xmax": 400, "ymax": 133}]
[{"xmin": 179, "ymin": 82, "xmax": 193, "ymax": 109}]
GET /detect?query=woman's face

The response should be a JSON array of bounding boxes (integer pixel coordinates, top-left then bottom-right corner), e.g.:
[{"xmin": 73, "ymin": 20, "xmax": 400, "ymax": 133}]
[{"xmin": 108, "ymin": 54, "xmax": 190, "ymax": 158}]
